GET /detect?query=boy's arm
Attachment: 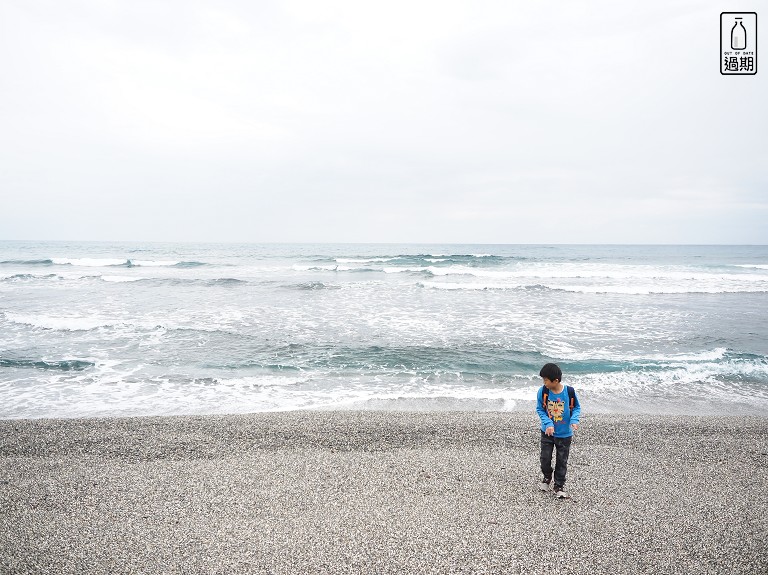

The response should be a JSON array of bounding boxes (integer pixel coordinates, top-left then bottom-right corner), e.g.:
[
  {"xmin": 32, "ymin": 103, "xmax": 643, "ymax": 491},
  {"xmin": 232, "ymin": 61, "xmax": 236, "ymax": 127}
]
[
  {"xmin": 570, "ymin": 389, "xmax": 581, "ymax": 426},
  {"xmin": 536, "ymin": 387, "xmax": 554, "ymax": 430}
]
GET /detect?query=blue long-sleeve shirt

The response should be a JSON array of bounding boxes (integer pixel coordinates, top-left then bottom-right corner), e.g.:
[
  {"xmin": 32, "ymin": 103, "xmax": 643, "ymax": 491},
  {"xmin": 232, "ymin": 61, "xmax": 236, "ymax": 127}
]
[{"xmin": 536, "ymin": 386, "xmax": 581, "ymax": 438}]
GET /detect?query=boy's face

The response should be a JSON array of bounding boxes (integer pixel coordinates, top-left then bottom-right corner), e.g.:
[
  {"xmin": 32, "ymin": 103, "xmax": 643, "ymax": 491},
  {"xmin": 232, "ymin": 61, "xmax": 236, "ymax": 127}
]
[{"xmin": 542, "ymin": 377, "xmax": 560, "ymax": 390}]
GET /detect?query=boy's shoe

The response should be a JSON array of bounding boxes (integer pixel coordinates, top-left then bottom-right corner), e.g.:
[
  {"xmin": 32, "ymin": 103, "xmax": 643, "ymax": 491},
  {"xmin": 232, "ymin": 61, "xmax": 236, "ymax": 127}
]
[
  {"xmin": 538, "ymin": 477, "xmax": 552, "ymax": 492},
  {"xmin": 554, "ymin": 485, "xmax": 570, "ymax": 499}
]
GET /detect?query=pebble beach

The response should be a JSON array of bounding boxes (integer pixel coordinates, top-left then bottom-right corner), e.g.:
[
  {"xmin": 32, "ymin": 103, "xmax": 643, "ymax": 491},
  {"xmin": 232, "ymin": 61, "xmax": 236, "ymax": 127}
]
[{"xmin": 1, "ymin": 412, "xmax": 766, "ymax": 574}]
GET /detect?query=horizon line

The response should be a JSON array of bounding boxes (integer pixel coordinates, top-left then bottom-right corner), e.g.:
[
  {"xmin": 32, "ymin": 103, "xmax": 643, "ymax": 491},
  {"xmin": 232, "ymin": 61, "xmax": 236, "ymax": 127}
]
[{"xmin": 1, "ymin": 239, "xmax": 767, "ymax": 247}]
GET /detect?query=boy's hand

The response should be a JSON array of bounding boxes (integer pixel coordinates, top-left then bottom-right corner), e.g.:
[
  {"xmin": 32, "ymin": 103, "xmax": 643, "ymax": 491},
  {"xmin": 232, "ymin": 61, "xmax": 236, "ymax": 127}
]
[
  {"xmin": 571, "ymin": 424, "xmax": 579, "ymax": 431},
  {"xmin": 545, "ymin": 426, "xmax": 555, "ymax": 436}
]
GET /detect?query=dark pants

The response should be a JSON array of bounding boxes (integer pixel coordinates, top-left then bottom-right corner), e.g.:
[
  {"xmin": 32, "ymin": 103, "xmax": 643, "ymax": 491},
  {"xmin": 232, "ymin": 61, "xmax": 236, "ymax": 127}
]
[{"xmin": 540, "ymin": 432, "xmax": 572, "ymax": 488}]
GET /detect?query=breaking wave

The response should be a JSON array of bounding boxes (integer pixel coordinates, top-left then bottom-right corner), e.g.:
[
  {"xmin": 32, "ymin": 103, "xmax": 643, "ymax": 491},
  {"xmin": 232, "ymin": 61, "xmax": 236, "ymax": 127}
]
[
  {"xmin": 0, "ymin": 358, "xmax": 95, "ymax": 371},
  {"xmin": 0, "ymin": 258, "xmax": 209, "ymax": 268}
]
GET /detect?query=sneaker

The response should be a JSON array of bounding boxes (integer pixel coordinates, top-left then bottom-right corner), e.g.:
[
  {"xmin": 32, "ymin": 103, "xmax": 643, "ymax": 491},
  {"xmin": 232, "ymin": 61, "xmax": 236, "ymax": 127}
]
[
  {"xmin": 554, "ymin": 485, "xmax": 569, "ymax": 499},
  {"xmin": 538, "ymin": 477, "xmax": 552, "ymax": 492}
]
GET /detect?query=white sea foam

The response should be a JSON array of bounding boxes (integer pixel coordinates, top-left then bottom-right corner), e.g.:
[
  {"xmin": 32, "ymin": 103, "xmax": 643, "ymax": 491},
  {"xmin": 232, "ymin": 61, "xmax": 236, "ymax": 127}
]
[
  {"xmin": 2, "ymin": 311, "xmax": 228, "ymax": 334},
  {"xmin": 4, "ymin": 312, "xmax": 123, "ymax": 331},
  {"xmin": 216, "ymin": 375, "xmax": 311, "ymax": 388},
  {"xmin": 554, "ymin": 284, "xmax": 768, "ymax": 295},
  {"xmin": 0, "ymin": 273, "xmax": 62, "ymax": 282},
  {"xmin": 131, "ymin": 260, "xmax": 180, "ymax": 267},
  {"xmin": 417, "ymin": 281, "xmax": 510, "ymax": 290},
  {"xmin": 310, "ymin": 378, "xmax": 523, "ymax": 411},
  {"xmin": 292, "ymin": 264, "xmax": 346, "ymax": 272},
  {"xmin": 566, "ymin": 364, "xmax": 768, "ymax": 401},
  {"xmin": 383, "ymin": 267, "xmax": 429, "ymax": 274},
  {"xmin": 417, "ymin": 278, "xmax": 768, "ymax": 294},
  {"xmin": 48, "ymin": 258, "xmax": 183, "ymax": 268},
  {"xmin": 553, "ymin": 285, "xmax": 767, "ymax": 295},
  {"xmin": 101, "ymin": 275, "xmax": 145, "ymax": 282},
  {"xmin": 3, "ymin": 356, "xmax": 767, "ymax": 419},
  {"xmin": 735, "ymin": 264, "xmax": 768, "ymax": 270},
  {"xmin": 0, "ymin": 373, "xmax": 318, "ymax": 418},
  {"xmin": 379, "ymin": 261, "xmax": 768, "ymax": 282},
  {"xmin": 336, "ymin": 258, "xmax": 394, "ymax": 264},
  {"xmin": 291, "ymin": 260, "xmax": 768, "ymax": 297},
  {"xmin": 554, "ymin": 348, "xmax": 731, "ymax": 363},
  {"xmin": 52, "ymin": 258, "xmax": 127, "ymax": 267}
]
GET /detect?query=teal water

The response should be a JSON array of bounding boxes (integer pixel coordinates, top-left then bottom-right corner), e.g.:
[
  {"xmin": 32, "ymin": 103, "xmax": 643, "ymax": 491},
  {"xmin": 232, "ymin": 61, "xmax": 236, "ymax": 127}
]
[{"xmin": 1, "ymin": 242, "xmax": 767, "ymax": 418}]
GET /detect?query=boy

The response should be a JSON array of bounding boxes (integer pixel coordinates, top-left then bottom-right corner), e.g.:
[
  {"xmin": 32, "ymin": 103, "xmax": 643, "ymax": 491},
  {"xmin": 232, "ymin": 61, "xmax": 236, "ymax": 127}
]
[{"xmin": 536, "ymin": 363, "xmax": 581, "ymax": 499}]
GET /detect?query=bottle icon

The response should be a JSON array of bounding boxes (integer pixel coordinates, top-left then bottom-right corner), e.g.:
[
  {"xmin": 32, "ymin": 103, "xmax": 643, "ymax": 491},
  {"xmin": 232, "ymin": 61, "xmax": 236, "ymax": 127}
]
[{"xmin": 731, "ymin": 18, "xmax": 747, "ymax": 50}]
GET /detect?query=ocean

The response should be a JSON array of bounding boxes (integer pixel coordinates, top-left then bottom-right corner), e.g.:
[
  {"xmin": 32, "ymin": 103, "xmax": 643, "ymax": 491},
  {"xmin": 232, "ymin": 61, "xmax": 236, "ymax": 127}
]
[{"xmin": 1, "ymin": 241, "xmax": 767, "ymax": 419}]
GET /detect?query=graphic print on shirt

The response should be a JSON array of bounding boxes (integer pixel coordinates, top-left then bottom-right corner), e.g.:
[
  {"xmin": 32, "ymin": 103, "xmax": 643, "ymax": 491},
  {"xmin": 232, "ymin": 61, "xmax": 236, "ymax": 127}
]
[{"xmin": 548, "ymin": 399, "xmax": 565, "ymax": 423}]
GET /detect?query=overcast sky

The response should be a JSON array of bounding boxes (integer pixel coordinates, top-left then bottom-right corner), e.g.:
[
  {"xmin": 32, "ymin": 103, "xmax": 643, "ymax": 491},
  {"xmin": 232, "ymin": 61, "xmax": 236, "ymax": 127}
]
[{"xmin": 1, "ymin": 0, "xmax": 766, "ymax": 244}]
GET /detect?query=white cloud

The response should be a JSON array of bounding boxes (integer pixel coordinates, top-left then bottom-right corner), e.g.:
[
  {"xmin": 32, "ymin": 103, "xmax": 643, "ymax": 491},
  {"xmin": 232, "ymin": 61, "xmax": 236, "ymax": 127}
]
[{"xmin": 0, "ymin": 0, "xmax": 765, "ymax": 243}]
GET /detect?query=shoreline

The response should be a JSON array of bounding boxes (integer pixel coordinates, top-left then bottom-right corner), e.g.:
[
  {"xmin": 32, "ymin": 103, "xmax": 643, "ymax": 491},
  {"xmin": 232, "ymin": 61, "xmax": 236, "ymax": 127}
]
[{"xmin": 2, "ymin": 411, "xmax": 767, "ymax": 574}]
